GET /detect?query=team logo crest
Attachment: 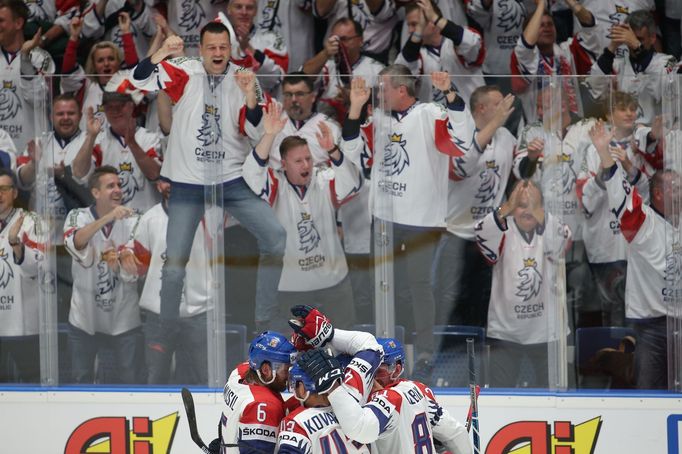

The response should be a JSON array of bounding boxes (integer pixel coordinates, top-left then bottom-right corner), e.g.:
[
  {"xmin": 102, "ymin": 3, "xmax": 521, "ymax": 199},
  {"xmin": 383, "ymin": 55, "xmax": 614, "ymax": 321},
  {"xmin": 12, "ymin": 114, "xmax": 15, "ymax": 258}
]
[
  {"xmin": 268, "ymin": 337, "xmax": 280, "ymax": 348},
  {"xmin": 258, "ymin": 0, "xmax": 282, "ymax": 30},
  {"xmin": 118, "ymin": 162, "xmax": 140, "ymax": 205},
  {"xmin": 475, "ymin": 161, "xmax": 500, "ymax": 204},
  {"xmin": 40, "ymin": 270, "xmax": 56, "ymax": 294},
  {"xmin": 497, "ymin": 0, "xmax": 525, "ymax": 33},
  {"xmin": 664, "ymin": 243, "xmax": 682, "ymax": 289},
  {"xmin": 179, "ymin": 0, "xmax": 207, "ymax": 31},
  {"xmin": 96, "ymin": 261, "xmax": 118, "ymax": 298},
  {"xmin": 383, "ymin": 133, "xmax": 410, "ymax": 177},
  {"xmin": 197, "ymin": 104, "xmax": 221, "ymax": 147},
  {"xmin": 0, "ymin": 81, "xmax": 21, "ymax": 122},
  {"xmin": 0, "ymin": 248, "xmax": 14, "ymax": 289},
  {"xmin": 516, "ymin": 257, "xmax": 542, "ymax": 302},
  {"xmin": 608, "ymin": 5, "xmax": 630, "ymax": 29},
  {"xmin": 559, "ymin": 153, "xmax": 577, "ymax": 194},
  {"xmin": 297, "ymin": 212, "xmax": 320, "ymax": 254}
]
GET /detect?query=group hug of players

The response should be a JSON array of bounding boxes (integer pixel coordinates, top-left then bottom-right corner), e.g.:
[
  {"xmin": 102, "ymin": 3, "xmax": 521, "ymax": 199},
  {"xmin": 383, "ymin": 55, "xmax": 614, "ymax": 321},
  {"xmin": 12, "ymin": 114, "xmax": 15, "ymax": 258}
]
[{"xmin": 209, "ymin": 304, "xmax": 473, "ymax": 454}]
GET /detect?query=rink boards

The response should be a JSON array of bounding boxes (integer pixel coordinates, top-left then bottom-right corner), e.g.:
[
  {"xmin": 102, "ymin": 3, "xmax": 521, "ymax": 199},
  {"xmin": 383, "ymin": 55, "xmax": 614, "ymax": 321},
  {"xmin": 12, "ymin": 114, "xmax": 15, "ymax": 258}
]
[{"xmin": 0, "ymin": 388, "xmax": 681, "ymax": 453}]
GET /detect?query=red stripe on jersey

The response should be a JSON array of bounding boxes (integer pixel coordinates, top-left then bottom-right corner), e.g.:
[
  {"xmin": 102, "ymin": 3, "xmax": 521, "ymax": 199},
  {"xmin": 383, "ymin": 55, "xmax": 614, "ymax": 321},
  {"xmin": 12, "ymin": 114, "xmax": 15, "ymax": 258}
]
[
  {"xmin": 468, "ymin": 27, "xmax": 486, "ymax": 67},
  {"xmin": 329, "ymin": 178, "xmax": 358, "ymax": 209},
  {"xmin": 146, "ymin": 147, "xmax": 160, "ymax": 161},
  {"xmin": 569, "ymin": 35, "xmax": 593, "ymax": 75},
  {"xmin": 22, "ymin": 232, "xmax": 45, "ymax": 253},
  {"xmin": 620, "ymin": 187, "xmax": 646, "ymax": 243},
  {"xmin": 16, "ymin": 155, "xmax": 30, "ymax": 167},
  {"xmin": 412, "ymin": 380, "xmax": 435, "ymax": 400},
  {"xmin": 373, "ymin": 388, "xmax": 403, "ymax": 412},
  {"xmin": 160, "ymin": 60, "xmax": 190, "ymax": 103},
  {"xmin": 263, "ymin": 49, "xmax": 290, "ymax": 73},
  {"xmin": 93, "ymin": 144, "xmax": 103, "ymax": 168},
  {"xmin": 575, "ymin": 175, "xmax": 591, "ymax": 209},
  {"xmin": 434, "ymin": 119, "xmax": 465, "ymax": 157},
  {"xmin": 238, "ymin": 105, "xmax": 248, "ymax": 136},
  {"xmin": 510, "ymin": 51, "xmax": 530, "ymax": 94},
  {"xmin": 241, "ymin": 395, "xmax": 285, "ymax": 427},
  {"xmin": 121, "ymin": 33, "xmax": 139, "ymax": 68},
  {"xmin": 232, "ymin": 54, "xmax": 257, "ymax": 70},
  {"xmin": 237, "ymin": 362, "xmax": 250, "ymax": 379},
  {"xmin": 132, "ymin": 240, "xmax": 152, "ymax": 275},
  {"xmin": 344, "ymin": 369, "xmax": 365, "ymax": 397},
  {"xmin": 266, "ymin": 168, "xmax": 279, "ymax": 206},
  {"xmin": 64, "ymin": 227, "xmax": 77, "ymax": 240},
  {"xmin": 283, "ymin": 395, "xmax": 301, "ymax": 414}
]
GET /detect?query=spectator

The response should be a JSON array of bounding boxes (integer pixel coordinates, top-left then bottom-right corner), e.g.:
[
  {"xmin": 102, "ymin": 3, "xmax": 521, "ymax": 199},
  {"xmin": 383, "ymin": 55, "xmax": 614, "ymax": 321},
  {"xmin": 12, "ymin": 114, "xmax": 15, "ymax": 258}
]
[
  {"xmin": 166, "ymin": 0, "xmax": 226, "ymax": 57},
  {"xmin": 396, "ymin": 0, "xmax": 485, "ymax": 105},
  {"xmin": 475, "ymin": 179, "xmax": 572, "ymax": 387},
  {"xmin": 83, "ymin": 0, "xmax": 156, "ymax": 58},
  {"xmin": 71, "ymin": 91, "xmax": 162, "ymax": 214},
  {"xmin": 126, "ymin": 24, "xmax": 286, "ymax": 333},
  {"xmin": 255, "ymin": 0, "xmax": 314, "ymax": 73},
  {"xmin": 312, "ymin": 0, "xmax": 398, "ymax": 65},
  {"xmin": 60, "ymin": 16, "xmax": 138, "ymax": 132},
  {"xmin": 0, "ymin": 129, "xmax": 16, "ymax": 170},
  {"xmin": 63, "ymin": 165, "xmax": 142, "ymax": 383},
  {"xmin": 0, "ymin": 0, "xmax": 55, "ymax": 153},
  {"xmin": 358, "ymin": 65, "xmax": 475, "ymax": 384},
  {"xmin": 216, "ymin": 0, "xmax": 289, "ymax": 94},
  {"xmin": 17, "ymin": 94, "xmax": 96, "ymax": 321},
  {"xmin": 0, "ymin": 168, "xmax": 45, "ymax": 383},
  {"xmin": 434, "ymin": 85, "xmax": 516, "ymax": 327},
  {"xmin": 588, "ymin": 10, "xmax": 678, "ymax": 124},
  {"xmin": 591, "ymin": 120, "xmax": 677, "ymax": 390},
  {"xmin": 120, "ymin": 180, "xmax": 218, "ymax": 384},
  {"xmin": 579, "ymin": 93, "xmax": 652, "ymax": 327},
  {"xmin": 243, "ymin": 102, "xmax": 361, "ymax": 330},
  {"xmin": 511, "ymin": 0, "xmax": 600, "ymax": 125},
  {"xmin": 302, "ymin": 18, "xmax": 384, "ymax": 122}
]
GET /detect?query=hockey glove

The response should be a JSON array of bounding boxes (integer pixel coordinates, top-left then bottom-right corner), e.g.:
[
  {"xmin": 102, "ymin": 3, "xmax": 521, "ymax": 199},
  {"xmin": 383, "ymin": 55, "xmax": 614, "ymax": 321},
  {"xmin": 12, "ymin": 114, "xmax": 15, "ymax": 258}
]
[
  {"xmin": 298, "ymin": 349, "xmax": 344, "ymax": 394},
  {"xmin": 288, "ymin": 305, "xmax": 334, "ymax": 349}
]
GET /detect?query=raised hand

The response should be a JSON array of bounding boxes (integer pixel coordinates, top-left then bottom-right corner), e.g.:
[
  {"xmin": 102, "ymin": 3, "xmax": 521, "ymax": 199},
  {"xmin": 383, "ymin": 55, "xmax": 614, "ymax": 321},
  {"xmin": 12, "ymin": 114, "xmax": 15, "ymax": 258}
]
[
  {"xmin": 86, "ymin": 107, "xmax": 103, "ymax": 137},
  {"xmin": 69, "ymin": 17, "xmax": 84, "ymax": 40},
  {"xmin": 21, "ymin": 27, "xmax": 42, "ymax": 55},
  {"xmin": 108, "ymin": 206, "xmax": 135, "ymax": 222},
  {"xmin": 288, "ymin": 305, "xmax": 334, "ymax": 349},
  {"xmin": 263, "ymin": 100, "xmax": 287, "ymax": 135},
  {"xmin": 316, "ymin": 122, "xmax": 335, "ymax": 152},
  {"xmin": 649, "ymin": 115, "xmax": 663, "ymax": 141},
  {"xmin": 492, "ymin": 94, "xmax": 516, "ymax": 128},
  {"xmin": 118, "ymin": 11, "xmax": 132, "ymax": 34},
  {"xmin": 324, "ymin": 35, "xmax": 341, "ymax": 57},
  {"xmin": 416, "ymin": 0, "xmax": 438, "ymax": 23},
  {"xmin": 431, "ymin": 71, "xmax": 452, "ymax": 92},
  {"xmin": 153, "ymin": 35, "xmax": 184, "ymax": 63},
  {"xmin": 7, "ymin": 212, "xmax": 24, "ymax": 247},
  {"xmin": 235, "ymin": 70, "xmax": 257, "ymax": 96},
  {"xmin": 349, "ymin": 77, "xmax": 370, "ymax": 110},
  {"xmin": 526, "ymin": 137, "xmax": 545, "ymax": 161},
  {"xmin": 589, "ymin": 120, "xmax": 616, "ymax": 168},
  {"xmin": 297, "ymin": 350, "xmax": 344, "ymax": 394}
]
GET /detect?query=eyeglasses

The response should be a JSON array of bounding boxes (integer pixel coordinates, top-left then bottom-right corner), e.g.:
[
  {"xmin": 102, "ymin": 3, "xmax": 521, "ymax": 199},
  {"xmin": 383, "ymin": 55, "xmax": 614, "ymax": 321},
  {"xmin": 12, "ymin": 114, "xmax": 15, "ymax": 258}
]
[
  {"xmin": 0, "ymin": 185, "xmax": 14, "ymax": 193},
  {"xmin": 283, "ymin": 91, "xmax": 312, "ymax": 99}
]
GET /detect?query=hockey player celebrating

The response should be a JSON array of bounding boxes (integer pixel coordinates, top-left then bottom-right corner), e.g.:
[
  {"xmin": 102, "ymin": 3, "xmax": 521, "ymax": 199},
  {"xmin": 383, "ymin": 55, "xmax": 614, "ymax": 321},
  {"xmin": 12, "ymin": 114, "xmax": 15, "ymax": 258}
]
[{"xmin": 212, "ymin": 331, "xmax": 297, "ymax": 453}]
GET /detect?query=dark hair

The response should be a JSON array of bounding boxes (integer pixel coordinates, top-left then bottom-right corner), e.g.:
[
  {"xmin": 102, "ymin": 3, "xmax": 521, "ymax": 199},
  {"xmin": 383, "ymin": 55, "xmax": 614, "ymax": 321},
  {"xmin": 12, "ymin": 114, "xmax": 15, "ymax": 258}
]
[
  {"xmin": 53, "ymin": 93, "xmax": 81, "ymax": 109},
  {"xmin": 282, "ymin": 72, "xmax": 315, "ymax": 92},
  {"xmin": 0, "ymin": 167, "xmax": 18, "ymax": 188},
  {"xmin": 280, "ymin": 136, "xmax": 308, "ymax": 160},
  {"xmin": 89, "ymin": 165, "xmax": 118, "ymax": 190},
  {"xmin": 0, "ymin": 0, "xmax": 29, "ymax": 24},
  {"xmin": 626, "ymin": 10, "xmax": 656, "ymax": 34},
  {"xmin": 405, "ymin": 0, "xmax": 442, "ymax": 18},
  {"xmin": 470, "ymin": 85, "xmax": 502, "ymax": 111},
  {"xmin": 102, "ymin": 91, "xmax": 133, "ymax": 105},
  {"xmin": 331, "ymin": 17, "xmax": 363, "ymax": 38},
  {"xmin": 605, "ymin": 91, "xmax": 639, "ymax": 114},
  {"xmin": 200, "ymin": 21, "xmax": 230, "ymax": 44}
]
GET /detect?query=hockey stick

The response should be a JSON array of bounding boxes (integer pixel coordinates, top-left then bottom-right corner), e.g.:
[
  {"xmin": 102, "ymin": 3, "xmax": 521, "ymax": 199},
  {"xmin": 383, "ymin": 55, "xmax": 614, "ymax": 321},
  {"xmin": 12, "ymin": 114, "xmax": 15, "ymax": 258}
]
[
  {"xmin": 466, "ymin": 338, "xmax": 481, "ymax": 454},
  {"xmin": 181, "ymin": 387, "xmax": 213, "ymax": 454}
]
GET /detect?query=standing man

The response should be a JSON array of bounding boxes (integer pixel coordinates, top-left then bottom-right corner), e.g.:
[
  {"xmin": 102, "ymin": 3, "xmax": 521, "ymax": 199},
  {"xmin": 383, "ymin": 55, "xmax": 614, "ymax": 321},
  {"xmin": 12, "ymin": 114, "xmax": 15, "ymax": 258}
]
[
  {"xmin": 127, "ymin": 22, "xmax": 286, "ymax": 332},
  {"xmin": 64, "ymin": 166, "xmax": 142, "ymax": 383}
]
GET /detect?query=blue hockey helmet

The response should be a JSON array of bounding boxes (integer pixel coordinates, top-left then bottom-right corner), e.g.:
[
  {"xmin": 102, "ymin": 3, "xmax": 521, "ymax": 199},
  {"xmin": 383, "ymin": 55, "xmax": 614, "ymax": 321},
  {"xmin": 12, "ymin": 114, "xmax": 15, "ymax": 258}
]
[
  {"xmin": 288, "ymin": 362, "xmax": 318, "ymax": 395},
  {"xmin": 377, "ymin": 337, "xmax": 405, "ymax": 367},
  {"xmin": 248, "ymin": 331, "xmax": 297, "ymax": 371},
  {"xmin": 336, "ymin": 353, "xmax": 353, "ymax": 370}
]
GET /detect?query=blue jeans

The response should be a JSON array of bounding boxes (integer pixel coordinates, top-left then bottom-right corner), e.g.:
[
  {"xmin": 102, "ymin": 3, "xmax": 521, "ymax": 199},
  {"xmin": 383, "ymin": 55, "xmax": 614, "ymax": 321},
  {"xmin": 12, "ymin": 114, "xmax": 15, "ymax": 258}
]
[
  {"xmin": 67, "ymin": 324, "xmax": 144, "ymax": 384},
  {"xmin": 632, "ymin": 317, "xmax": 668, "ymax": 390},
  {"xmin": 159, "ymin": 179, "xmax": 286, "ymax": 325},
  {"xmin": 144, "ymin": 311, "xmax": 208, "ymax": 385}
]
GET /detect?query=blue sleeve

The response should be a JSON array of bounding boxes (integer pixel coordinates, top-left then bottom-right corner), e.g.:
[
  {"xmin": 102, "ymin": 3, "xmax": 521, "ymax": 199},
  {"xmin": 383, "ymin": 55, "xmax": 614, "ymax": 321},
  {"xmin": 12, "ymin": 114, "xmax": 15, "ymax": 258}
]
[
  {"xmin": 133, "ymin": 57, "xmax": 156, "ymax": 80},
  {"xmin": 239, "ymin": 439, "xmax": 276, "ymax": 454}
]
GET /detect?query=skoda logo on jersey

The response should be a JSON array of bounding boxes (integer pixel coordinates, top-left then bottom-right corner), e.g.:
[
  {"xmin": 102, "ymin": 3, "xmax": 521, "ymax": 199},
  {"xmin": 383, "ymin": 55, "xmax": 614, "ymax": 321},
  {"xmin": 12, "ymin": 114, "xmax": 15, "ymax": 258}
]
[
  {"xmin": 297, "ymin": 212, "xmax": 320, "ymax": 254},
  {"xmin": 0, "ymin": 81, "xmax": 21, "ymax": 122},
  {"xmin": 516, "ymin": 257, "xmax": 542, "ymax": 302},
  {"xmin": 383, "ymin": 133, "xmax": 410, "ymax": 177},
  {"xmin": 118, "ymin": 162, "xmax": 140, "ymax": 205},
  {"xmin": 475, "ymin": 161, "xmax": 500, "ymax": 204},
  {"xmin": 197, "ymin": 104, "xmax": 222, "ymax": 147},
  {"xmin": 497, "ymin": 0, "xmax": 525, "ymax": 33},
  {"xmin": 0, "ymin": 248, "xmax": 14, "ymax": 289},
  {"xmin": 179, "ymin": 0, "xmax": 207, "ymax": 31}
]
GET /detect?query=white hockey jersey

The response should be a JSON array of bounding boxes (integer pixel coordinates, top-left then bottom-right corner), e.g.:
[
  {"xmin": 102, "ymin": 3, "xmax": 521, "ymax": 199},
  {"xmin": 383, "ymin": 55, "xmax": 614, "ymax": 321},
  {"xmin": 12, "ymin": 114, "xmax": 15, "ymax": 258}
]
[
  {"xmin": 243, "ymin": 150, "xmax": 362, "ymax": 291},
  {"xmin": 93, "ymin": 126, "xmax": 162, "ymax": 214},
  {"xmin": 17, "ymin": 130, "xmax": 90, "ymax": 245},
  {"xmin": 221, "ymin": 363, "xmax": 288, "ymax": 454},
  {"xmin": 59, "ymin": 70, "xmax": 107, "ymax": 132},
  {"xmin": 256, "ymin": 0, "xmax": 314, "ymax": 73},
  {"xmin": 269, "ymin": 114, "xmax": 342, "ymax": 170},
  {"xmin": 395, "ymin": 26, "xmax": 486, "ymax": 105},
  {"xmin": 475, "ymin": 211, "xmax": 572, "ymax": 344},
  {"xmin": 370, "ymin": 101, "xmax": 475, "ymax": 228},
  {"xmin": 318, "ymin": 55, "xmax": 384, "ymax": 104},
  {"xmin": 125, "ymin": 203, "xmax": 219, "ymax": 317},
  {"xmin": 513, "ymin": 119, "xmax": 596, "ymax": 240},
  {"xmin": 447, "ymin": 127, "xmax": 516, "ymax": 240},
  {"xmin": 127, "ymin": 58, "xmax": 264, "ymax": 185},
  {"xmin": 0, "ymin": 128, "xmax": 17, "ymax": 170},
  {"xmin": 467, "ymin": 0, "xmax": 527, "ymax": 75},
  {"xmin": 604, "ymin": 166, "xmax": 678, "ymax": 320},
  {"xmin": 313, "ymin": 0, "xmax": 399, "ymax": 56},
  {"xmin": 0, "ymin": 209, "xmax": 45, "ymax": 337},
  {"xmin": 0, "ymin": 46, "xmax": 55, "ymax": 152},
  {"xmin": 578, "ymin": 138, "xmax": 650, "ymax": 264},
  {"xmin": 64, "ymin": 207, "xmax": 141, "ymax": 336}
]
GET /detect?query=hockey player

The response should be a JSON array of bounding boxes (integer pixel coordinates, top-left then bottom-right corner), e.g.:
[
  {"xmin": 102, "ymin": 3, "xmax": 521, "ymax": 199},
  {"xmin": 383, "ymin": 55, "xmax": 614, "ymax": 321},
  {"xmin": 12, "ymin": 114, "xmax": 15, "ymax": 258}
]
[
  {"xmin": 590, "ymin": 120, "xmax": 675, "ymax": 389},
  {"xmin": 275, "ymin": 351, "xmax": 370, "ymax": 454},
  {"xmin": 297, "ymin": 336, "xmax": 472, "ymax": 453},
  {"xmin": 215, "ymin": 331, "xmax": 297, "ymax": 453},
  {"xmin": 243, "ymin": 101, "xmax": 362, "ymax": 328},
  {"xmin": 475, "ymin": 180, "xmax": 572, "ymax": 387}
]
